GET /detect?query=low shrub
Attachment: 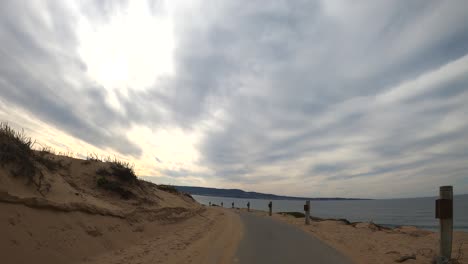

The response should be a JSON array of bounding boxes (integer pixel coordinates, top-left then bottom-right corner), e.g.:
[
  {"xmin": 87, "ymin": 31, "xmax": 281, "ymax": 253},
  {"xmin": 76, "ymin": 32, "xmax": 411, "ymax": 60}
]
[
  {"xmin": 110, "ymin": 161, "xmax": 136, "ymax": 182},
  {"xmin": 158, "ymin": 184, "xmax": 179, "ymax": 194},
  {"xmin": 91, "ymin": 155, "xmax": 136, "ymax": 182},
  {"xmin": 96, "ymin": 176, "xmax": 133, "ymax": 199},
  {"xmin": 279, "ymin": 212, "xmax": 305, "ymax": 218},
  {"xmin": 95, "ymin": 159, "xmax": 136, "ymax": 182},
  {"xmin": 96, "ymin": 176, "xmax": 108, "ymax": 187},
  {"xmin": 96, "ymin": 168, "xmax": 110, "ymax": 176}
]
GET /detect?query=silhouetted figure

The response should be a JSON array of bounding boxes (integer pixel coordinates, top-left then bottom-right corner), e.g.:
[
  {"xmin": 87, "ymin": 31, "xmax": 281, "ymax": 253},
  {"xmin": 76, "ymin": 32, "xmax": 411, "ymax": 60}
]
[
  {"xmin": 221, "ymin": 202, "xmax": 223, "ymax": 207},
  {"xmin": 268, "ymin": 201, "xmax": 272, "ymax": 216},
  {"xmin": 209, "ymin": 201, "xmax": 211, "ymax": 206},
  {"xmin": 247, "ymin": 202, "xmax": 250, "ymax": 212},
  {"xmin": 232, "ymin": 202, "xmax": 234, "ymax": 208}
]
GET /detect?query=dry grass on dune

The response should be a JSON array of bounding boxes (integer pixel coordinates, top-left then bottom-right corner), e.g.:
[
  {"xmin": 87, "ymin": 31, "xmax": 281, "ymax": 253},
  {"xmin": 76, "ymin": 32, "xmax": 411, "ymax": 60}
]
[
  {"xmin": 0, "ymin": 122, "xmax": 185, "ymax": 200},
  {"xmin": 1, "ymin": 123, "xmax": 48, "ymax": 176},
  {"xmin": 0, "ymin": 122, "xmax": 211, "ymax": 264}
]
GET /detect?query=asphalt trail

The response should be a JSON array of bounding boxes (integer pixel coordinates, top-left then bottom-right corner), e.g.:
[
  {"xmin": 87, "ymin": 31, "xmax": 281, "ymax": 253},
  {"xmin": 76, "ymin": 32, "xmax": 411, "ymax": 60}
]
[{"xmin": 234, "ymin": 212, "xmax": 352, "ymax": 264}]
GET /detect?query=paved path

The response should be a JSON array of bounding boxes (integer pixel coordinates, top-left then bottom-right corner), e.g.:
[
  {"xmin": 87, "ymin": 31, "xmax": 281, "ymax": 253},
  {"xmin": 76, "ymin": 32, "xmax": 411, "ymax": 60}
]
[{"xmin": 234, "ymin": 212, "xmax": 352, "ymax": 264}]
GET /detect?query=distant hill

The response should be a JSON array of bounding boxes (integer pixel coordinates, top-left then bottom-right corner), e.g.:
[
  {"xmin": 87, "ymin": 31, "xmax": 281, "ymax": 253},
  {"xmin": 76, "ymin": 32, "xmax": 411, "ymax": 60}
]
[{"xmin": 174, "ymin": 186, "xmax": 370, "ymax": 200}]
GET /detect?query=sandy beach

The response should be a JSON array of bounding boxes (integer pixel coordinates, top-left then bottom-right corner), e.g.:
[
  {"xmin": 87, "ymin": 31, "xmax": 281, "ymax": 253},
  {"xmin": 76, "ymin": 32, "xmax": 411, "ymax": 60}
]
[{"xmin": 243, "ymin": 209, "xmax": 468, "ymax": 264}]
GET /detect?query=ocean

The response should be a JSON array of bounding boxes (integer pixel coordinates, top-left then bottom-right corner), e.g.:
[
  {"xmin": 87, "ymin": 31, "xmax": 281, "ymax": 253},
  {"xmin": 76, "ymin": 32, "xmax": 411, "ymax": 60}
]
[{"xmin": 193, "ymin": 194, "xmax": 468, "ymax": 231}]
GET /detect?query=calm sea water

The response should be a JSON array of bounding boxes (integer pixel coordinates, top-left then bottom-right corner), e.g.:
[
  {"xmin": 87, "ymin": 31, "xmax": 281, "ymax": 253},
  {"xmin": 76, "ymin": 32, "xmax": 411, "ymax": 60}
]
[{"xmin": 193, "ymin": 194, "xmax": 468, "ymax": 231}]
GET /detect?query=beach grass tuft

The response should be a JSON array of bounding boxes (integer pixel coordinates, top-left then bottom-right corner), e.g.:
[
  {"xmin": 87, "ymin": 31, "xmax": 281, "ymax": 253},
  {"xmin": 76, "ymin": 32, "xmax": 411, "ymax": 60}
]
[
  {"xmin": 109, "ymin": 159, "xmax": 136, "ymax": 182},
  {"xmin": 0, "ymin": 122, "xmax": 37, "ymax": 179},
  {"xmin": 94, "ymin": 158, "xmax": 137, "ymax": 199},
  {"xmin": 0, "ymin": 122, "xmax": 65, "ymax": 195}
]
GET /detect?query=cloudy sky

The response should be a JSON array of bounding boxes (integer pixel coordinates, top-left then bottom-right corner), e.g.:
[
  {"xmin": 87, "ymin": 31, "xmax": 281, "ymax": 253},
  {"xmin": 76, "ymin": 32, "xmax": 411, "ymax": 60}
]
[{"xmin": 1, "ymin": 0, "xmax": 468, "ymax": 198}]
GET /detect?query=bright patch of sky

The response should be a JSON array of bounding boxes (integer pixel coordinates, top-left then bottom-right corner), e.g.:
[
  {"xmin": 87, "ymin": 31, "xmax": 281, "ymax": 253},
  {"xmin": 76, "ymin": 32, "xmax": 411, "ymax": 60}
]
[
  {"xmin": 1, "ymin": 0, "xmax": 468, "ymax": 198},
  {"xmin": 77, "ymin": 0, "xmax": 175, "ymax": 92}
]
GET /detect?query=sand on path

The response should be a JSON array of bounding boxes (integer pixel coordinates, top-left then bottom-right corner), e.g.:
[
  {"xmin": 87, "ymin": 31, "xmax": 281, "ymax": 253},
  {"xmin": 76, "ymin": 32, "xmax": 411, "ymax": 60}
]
[{"xmin": 79, "ymin": 207, "xmax": 242, "ymax": 264}]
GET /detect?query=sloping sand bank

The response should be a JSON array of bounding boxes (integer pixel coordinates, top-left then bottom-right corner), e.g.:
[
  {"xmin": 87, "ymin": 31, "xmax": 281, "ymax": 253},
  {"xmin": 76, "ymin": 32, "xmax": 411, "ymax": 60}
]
[
  {"xmin": 1, "ymin": 203, "xmax": 241, "ymax": 264},
  {"xmin": 0, "ymin": 150, "xmax": 242, "ymax": 264}
]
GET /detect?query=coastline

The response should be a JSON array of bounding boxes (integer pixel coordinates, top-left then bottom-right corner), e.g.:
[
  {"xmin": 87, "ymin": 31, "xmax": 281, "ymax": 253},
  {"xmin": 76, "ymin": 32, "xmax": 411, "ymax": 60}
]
[
  {"xmin": 238, "ymin": 208, "xmax": 468, "ymax": 264},
  {"xmin": 195, "ymin": 196, "xmax": 468, "ymax": 232},
  {"xmin": 0, "ymin": 122, "xmax": 465, "ymax": 263}
]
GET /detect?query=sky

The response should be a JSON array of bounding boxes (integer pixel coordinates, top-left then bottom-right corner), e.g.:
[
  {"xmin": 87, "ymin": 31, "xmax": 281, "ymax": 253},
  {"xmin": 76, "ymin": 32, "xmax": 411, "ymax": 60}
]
[{"xmin": 1, "ymin": 0, "xmax": 468, "ymax": 199}]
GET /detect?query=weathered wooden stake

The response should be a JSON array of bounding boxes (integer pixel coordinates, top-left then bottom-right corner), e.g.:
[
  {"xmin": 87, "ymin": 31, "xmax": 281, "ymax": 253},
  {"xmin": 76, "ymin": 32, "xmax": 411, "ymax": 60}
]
[
  {"xmin": 268, "ymin": 201, "xmax": 272, "ymax": 216},
  {"xmin": 305, "ymin": 200, "xmax": 310, "ymax": 225},
  {"xmin": 436, "ymin": 186, "xmax": 453, "ymax": 263}
]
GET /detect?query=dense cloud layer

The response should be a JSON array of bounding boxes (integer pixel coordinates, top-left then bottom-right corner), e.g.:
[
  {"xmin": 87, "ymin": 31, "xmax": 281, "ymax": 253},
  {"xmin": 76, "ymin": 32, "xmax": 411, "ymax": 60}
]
[
  {"xmin": 1, "ymin": 0, "xmax": 468, "ymax": 198},
  {"xmin": 0, "ymin": 1, "xmax": 143, "ymax": 155}
]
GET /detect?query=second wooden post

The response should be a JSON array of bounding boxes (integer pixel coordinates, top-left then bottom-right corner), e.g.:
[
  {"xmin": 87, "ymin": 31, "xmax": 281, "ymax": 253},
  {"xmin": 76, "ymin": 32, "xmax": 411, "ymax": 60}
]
[
  {"xmin": 436, "ymin": 186, "xmax": 453, "ymax": 263},
  {"xmin": 304, "ymin": 200, "xmax": 310, "ymax": 225}
]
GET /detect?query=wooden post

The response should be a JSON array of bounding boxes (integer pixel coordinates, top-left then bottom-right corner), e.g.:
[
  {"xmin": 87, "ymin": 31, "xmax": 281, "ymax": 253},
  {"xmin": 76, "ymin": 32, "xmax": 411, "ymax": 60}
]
[
  {"xmin": 305, "ymin": 200, "xmax": 310, "ymax": 225},
  {"xmin": 247, "ymin": 202, "xmax": 250, "ymax": 212},
  {"xmin": 268, "ymin": 201, "xmax": 272, "ymax": 216},
  {"xmin": 232, "ymin": 202, "xmax": 234, "ymax": 209},
  {"xmin": 437, "ymin": 186, "xmax": 453, "ymax": 263}
]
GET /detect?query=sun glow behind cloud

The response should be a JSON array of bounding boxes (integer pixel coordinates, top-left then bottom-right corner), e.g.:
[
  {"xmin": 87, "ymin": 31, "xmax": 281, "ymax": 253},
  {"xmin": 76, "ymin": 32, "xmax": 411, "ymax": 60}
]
[
  {"xmin": 77, "ymin": 0, "xmax": 175, "ymax": 92},
  {"xmin": 1, "ymin": 0, "xmax": 468, "ymax": 198}
]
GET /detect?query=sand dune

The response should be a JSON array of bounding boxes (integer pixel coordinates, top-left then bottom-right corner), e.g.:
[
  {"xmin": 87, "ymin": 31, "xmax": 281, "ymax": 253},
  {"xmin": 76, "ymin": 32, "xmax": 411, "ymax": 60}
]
[{"xmin": 0, "ymin": 149, "xmax": 241, "ymax": 264}]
